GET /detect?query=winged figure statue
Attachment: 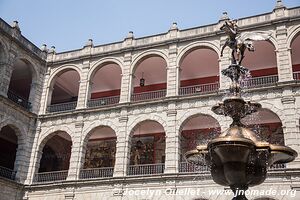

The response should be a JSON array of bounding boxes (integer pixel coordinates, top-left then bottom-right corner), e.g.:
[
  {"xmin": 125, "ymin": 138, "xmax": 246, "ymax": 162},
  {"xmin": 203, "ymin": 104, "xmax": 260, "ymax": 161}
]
[{"xmin": 220, "ymin": 20, "xmax": 272, "ymax": 65}]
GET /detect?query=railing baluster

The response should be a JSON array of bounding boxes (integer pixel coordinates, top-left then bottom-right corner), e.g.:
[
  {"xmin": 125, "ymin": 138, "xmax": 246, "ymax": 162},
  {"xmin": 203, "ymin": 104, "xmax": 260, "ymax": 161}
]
[
  {"xmin": 88, "ymin": 96, "xmax": 120, "ymax": 108},
  {"xmin": 79, "ymin": 167, "xmax": 114, "ymax": 179},
  {"xmin": 7, "ymin": 90, "xmax": 31, "ymax": 110},
  {"xmin": 127, "ymin": 163, "xmax": 165, "ymax": 176},
  {"xmin": 241, "ymin": 75, "xmax": 278, "ymax": 88},
  {"xmin": 0, "ymin": 166, "xmax": 16, "ymax": 180},
  {"xmin": 293, "ymin": 71, "xmax": 300, "ymax": 80},
  {"xmin": 131, "ymin": 90, "xmax": 166, "ymax": 102},
  {"xmin": 34, "ymin": 170, "xmax": 68, "ymax": 182},
  {"xmin": 179, "ymin": 82, "xmax": 219, "ymax": 96},
  {"xmin": 47, "ymin": 101, "xmax": 77, "ymax": 113}
]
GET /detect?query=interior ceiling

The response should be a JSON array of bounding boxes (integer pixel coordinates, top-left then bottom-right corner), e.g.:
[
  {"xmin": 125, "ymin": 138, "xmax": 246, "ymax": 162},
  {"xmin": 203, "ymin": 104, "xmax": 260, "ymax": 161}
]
[
  {"xmin": 292, "ymin": 34, "xmax": 300, "ymax": 65},
  {"xmin": 0, "ymin": 125, "xmax": 17, "ymax": 144},
  {"xmin": 241, "ymin": 108, "xmax": 281, "ymax": 125},
  {"xmin": 53, "ymin": 70, "xmax": 80, "ymax": 98},
  {"xmin": 182, "ymin": 115, "xmax": 220, "ymax": 131},
  {"xmin": 89, "ymin": 126, "xmax": 116, "ymax": 140},
  {"xmin": 242, "ymin": 41, "xmax": 276, "ymax": 70},
  {"xmin": 134, "ymin": 56, "xmax": 167, "ymax": 87},
  {"xmin": 11, "ymin": 59, "xmax": 32, "ymax": 80},
  {"xmin": 91, "ymin": 63, "xmax": 122, "ymax": 93},
  {"xmin": 51, "ymin": 131, "xmax": 72, "ymax": 142},
  {"xmin": 132, "ymin": 120, "xmax": 164, "ymax": 136},
  {"xmin": 180, "ymin": 48, "xmax": 219, "ymax": 80}
]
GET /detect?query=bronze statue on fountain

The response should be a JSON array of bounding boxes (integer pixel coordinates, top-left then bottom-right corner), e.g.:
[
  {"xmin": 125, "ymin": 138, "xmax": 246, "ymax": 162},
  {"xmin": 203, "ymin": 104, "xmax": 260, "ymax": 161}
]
[{"xmin": 185, "ymin": 19, "xmax": 298, "ymax": 200}]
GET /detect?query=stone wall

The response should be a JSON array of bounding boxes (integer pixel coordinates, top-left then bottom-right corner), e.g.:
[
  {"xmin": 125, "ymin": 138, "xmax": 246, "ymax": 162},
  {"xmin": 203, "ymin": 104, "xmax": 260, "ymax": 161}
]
[{"xmin": 0, "ymin": 178, "xmax": 24, "ymax": 200}]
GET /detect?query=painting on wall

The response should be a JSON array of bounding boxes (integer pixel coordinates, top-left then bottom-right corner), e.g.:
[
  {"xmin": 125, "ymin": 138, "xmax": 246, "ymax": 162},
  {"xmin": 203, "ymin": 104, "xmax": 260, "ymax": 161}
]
[
  {"xmin": 130, "ymin": 134, "xmax": 165, "ymax": 165},
  {"xmin": 84, "ymin": 139, "xmax": 116, "ymax": 168}
]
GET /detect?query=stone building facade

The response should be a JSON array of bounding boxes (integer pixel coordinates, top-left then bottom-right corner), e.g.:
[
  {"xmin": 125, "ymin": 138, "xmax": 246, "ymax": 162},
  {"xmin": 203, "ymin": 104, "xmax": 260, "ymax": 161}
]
[{"xmin": 1, "ymin": 2, "xmax": 300, "ymax": 200}]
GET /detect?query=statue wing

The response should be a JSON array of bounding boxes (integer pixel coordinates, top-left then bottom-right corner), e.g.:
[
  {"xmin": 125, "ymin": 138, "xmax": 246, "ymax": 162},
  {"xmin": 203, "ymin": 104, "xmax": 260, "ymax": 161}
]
[{"xmin": 239, "ymin": 31, "xmax": 272, "ymax": 42}]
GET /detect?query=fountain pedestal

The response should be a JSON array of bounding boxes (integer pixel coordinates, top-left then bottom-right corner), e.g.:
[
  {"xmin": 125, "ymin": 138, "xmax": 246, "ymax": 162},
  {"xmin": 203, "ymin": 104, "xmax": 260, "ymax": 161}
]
[{"xmin": 185, "ymin": 64, "xmax": 297, "ymax": 200}]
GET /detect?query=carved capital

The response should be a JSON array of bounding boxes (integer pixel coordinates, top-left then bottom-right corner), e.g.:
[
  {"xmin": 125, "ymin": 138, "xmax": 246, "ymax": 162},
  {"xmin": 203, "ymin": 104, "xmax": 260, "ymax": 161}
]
[
  {"xmin": 119, "ymin": 116, "xmax": 128, "ymax": 123},
  {"xmin": 281, "ymin": 96, "xmax": 295, "ymax": 104}
]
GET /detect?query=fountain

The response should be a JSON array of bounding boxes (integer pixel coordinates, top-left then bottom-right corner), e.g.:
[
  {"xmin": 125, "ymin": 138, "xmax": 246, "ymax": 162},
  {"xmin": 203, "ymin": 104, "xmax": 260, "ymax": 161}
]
[{"xmin": 185, "ymin": 19, "xmax": 298, "ymax": 200}]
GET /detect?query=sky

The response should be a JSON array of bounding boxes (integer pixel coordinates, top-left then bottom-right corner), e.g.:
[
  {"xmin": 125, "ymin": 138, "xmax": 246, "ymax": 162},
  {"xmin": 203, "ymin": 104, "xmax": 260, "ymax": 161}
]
[{"xmin": 1, "ymin": 0, "xmax": 299, "ymax": 53}]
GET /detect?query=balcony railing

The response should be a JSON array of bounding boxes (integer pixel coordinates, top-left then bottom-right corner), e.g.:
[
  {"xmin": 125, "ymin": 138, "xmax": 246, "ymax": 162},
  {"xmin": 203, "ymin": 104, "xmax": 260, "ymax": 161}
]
[
  {"xmin": 179, "ymin": 82, "xmax": 219, "ymax": 96},
  {"xmin": 7, "ymin": 90, "xmax": 31, "ymax": 110},
  {"xmin": 178, "ymin": 162, "xmax": 285, "ymax": 173},
  {"xmin": 131, "ymin": 90, "xmax": 166, "ymax": 102},
  {"xmin": 46, "ymin": 101, "xmax": 77, "ymax": 113},
  {"xmin": 127, "ymin": 163, "xmax": 165, "ymax": 176},
  {"xmin": 87, "ymin": 96, "xmax": 120, "ymax": 108},
  {"xmin": 79, "ymin": 167, "xmax": 114, "ymax": 179},
  {"xmin": 293, "ymin": 71, "xmax": 300, "ymax": 80},
  {"xmin": 0, "ymin": 166, "xmax": 16, "ymax": 180},
  {"xmin": 179, "ymin": 162, "xmax": 209, "ymax": 173},
  {"xmin": 241, "ymin": 75, "xmax": 278, "ymax": 88},
  {"xmin": 33, "ymin": 170, "xmax": 68, "ymax": 182}
]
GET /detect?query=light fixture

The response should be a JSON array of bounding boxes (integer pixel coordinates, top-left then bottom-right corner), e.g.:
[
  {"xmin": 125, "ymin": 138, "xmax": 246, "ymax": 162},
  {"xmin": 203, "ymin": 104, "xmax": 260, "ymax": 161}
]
[{"xmin": 139, "ymin": 72, "xmax": 145, "ymax": 87}]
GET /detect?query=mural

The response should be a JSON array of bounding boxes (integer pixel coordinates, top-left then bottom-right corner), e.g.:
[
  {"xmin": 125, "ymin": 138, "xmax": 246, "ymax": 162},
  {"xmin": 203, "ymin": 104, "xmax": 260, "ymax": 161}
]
[
  {"xmin": 84, "ymin": 138, "xmax": 116, "ymax": 168},
  {"xmin": 130, "ymin": 133, "xmax": 165, "ymax": 165}
]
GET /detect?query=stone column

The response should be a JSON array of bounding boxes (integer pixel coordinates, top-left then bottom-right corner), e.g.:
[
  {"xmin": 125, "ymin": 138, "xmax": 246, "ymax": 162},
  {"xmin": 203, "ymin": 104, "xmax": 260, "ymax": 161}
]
[
  {"xmin": 24, "ymin": 121, "xmax": 42, "ymax": 184},
  {"xmin": 167, "ymin": 43, "xmax": 179, "ymax": 97},
  {"xmin": 28, "ymin": 81, "xmax": 38, "ymax": 112},
  {"xmin": 119, "ymin": 53, "xmax": 132, "ymax": 103},
  {"xmin": 164, "ymin": 102, "xmax": 180, "ymax": 173},
  {"xmin": 275, "ymin": 24, "xmax": 293, "ymax": 82},
  {"xmin": 113, "ymin": 111, "xmax": 130, "ymax": 176},
  {"xmin": 67, "ymin": 120, "xmax": 84, "ymax": 180},
  {"xmin": 38, "ymin": 68, "xmax": 51, "ymax": 114},
  {"xmin": 281, "ymin": 91, "xmax": 300, "ymax": 168},
  {"xmin": 76, "ymin": 60, "xmax": 89, "ymax": 109},
  {"xmin": 0, "ymin": 54, "xmax": 15, "ymax": 97},
  {"xmin": 14, "ymin": 120, "xmax": 36, "ymax": 183}
]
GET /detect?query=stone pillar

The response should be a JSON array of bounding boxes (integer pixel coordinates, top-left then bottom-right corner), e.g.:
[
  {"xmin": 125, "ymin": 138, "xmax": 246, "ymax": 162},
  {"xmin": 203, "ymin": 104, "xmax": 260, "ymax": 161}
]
[
  {"xmin": 76, "ymin": 61, "xmax": 90, "ymax": 109},
  {"xmin": 0, "ymin": 62, "xmax": 11, "ymax": 97},
  {"xmin": 24, "ymin": 121, "xmax": 42, "ymax": 184},
  {"xmin": 164, "ymin": 102, "xmax": 179, "ymax": 173},
  {"xmin": 281, "ymin": 89, "xmax": 300, "ymax": 168},
  {"xmin": 119, "ymin": 53, "xmax": 132, "ymax": 103},
  {"xmin": 14, "ymin": 121, "xmax": 36, "ymax": 183},
  {"xmin": 275, "ymin": 24, "xmax": 293, "ymax": 82},
  {"xmin": 167, "ymin": 43, "xmax": 179, "ymax": 97},
  {"xmin": 38, "ymin": 68, "xmax": 51, "ymax": 114},
  {"xmin": 0, "ymin": 53, "xmax": 15, "ymax": 97},
  {"xmin": 28, "ymin": 81, "xmax": 38, "ymax": 112},
  {"xmin": 113, "ymin": 112, "xmax": 130, "ymax": 176},
  {"xmin": 67, "ymin": 120, "xmax": 84, "ymax": 180}
]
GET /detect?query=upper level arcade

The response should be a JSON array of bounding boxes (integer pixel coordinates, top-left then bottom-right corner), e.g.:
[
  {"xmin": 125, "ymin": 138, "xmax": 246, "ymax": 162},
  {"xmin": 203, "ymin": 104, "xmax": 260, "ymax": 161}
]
[
  {"xmin": 0, "ymin": 19, "xmax": 47, "ymax": 114},
  {"xmin": 39, "ymin": 5, "xmax": 300, "ymax": 115}
]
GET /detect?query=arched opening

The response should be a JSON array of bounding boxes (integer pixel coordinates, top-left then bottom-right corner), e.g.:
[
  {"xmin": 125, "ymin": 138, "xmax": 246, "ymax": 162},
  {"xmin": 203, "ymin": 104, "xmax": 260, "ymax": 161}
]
[
  {"xmin": 131, "ymin": 56, "xmax": 167, "ymax": 101},
  {"xmin": 88, "ymin": 63, "xmax": 122, "ymax": 107},
  {"xmin": 80, "ymin": 126, "xmax": 117, "ymax": 179},
  {"xmin": 128, "ymin": 120, "xmax": 166, "ymax": 175},
  {"xmin": 47, "ymin": 69, "xmax": 80, "ymax": 112},
  {"xmin": 35, "ymin": 131, "xmax": 72, "ymax": 182},
  {"xmin": 179, "ymin": 47, "xmax": 219, "ymax": 96},
  {"xmin": 0, "ymin": 125, "xmax": 18, "ymax": 180},
  {"xmin": 7, "ymin": 59, "xmax": 34, "ymax": 110},
  {"xmin": 242, "ymin": 108, "xmax": 285, "ymax": 169},
  {"xmin": 241, "ymin": 41, "xmax": 278, "ymax": 87},
  {"xmin": 291, "ymin": 32, "xmax": 300, "ymax": 80},
  {"xmin": 179, "ymin": 114, "xmax": 220, "ymax": 172}
]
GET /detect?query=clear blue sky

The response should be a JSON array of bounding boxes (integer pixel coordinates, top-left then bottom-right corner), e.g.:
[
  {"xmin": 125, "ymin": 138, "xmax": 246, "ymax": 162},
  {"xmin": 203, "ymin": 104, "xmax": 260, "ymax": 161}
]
[{"xmin": 1, "ymin": 0, "xmax": 299, "ymax": 52}]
